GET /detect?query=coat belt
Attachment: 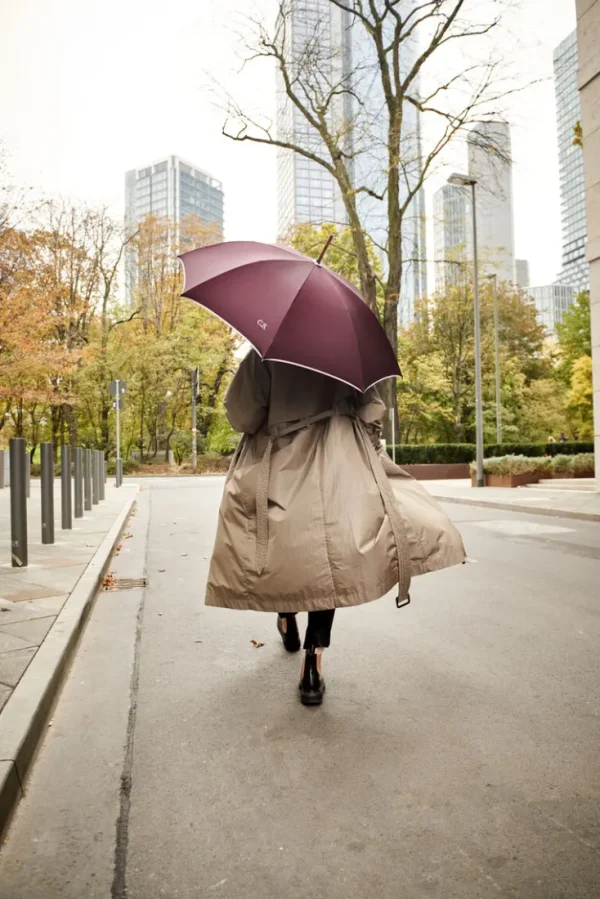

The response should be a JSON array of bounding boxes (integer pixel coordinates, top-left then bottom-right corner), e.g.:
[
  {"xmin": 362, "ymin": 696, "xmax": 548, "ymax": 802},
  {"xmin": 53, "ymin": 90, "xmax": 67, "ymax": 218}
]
[{"xmin": 252, "ymin": 409, "xmax": 412, "ymax": 602}]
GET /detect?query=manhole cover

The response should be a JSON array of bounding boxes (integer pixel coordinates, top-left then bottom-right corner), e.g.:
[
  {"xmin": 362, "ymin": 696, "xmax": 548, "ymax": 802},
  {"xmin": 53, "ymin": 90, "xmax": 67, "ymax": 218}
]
[{"xmin": 103, "ymin": 576, "xmax": 147, "ymax": 591}]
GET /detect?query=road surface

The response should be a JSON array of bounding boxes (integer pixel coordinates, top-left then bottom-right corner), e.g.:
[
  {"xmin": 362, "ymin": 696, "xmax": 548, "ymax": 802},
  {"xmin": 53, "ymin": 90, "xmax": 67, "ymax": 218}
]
[{"xmin": 1, "ymin": 477, "xmax": 599, "ymax": 898}]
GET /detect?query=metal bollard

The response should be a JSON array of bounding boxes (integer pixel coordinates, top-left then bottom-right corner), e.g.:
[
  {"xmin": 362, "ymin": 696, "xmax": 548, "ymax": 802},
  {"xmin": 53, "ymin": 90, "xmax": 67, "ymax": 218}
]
[
  {"xmin": 74, "ymin": 447, "xmax": 83, "ymax": 518},
  {"xmin": 116, "ymin": 458, "xmax": 123, "ymax": 488},
  {"xmin": 9, "ymin": 438, "xmax": 28, "ymax": 567},
  {"xmin": 0, "ymin": 449, "xmax": 4, "ymax": 489},
  {"xmin": 40, "ymin": 443, "xmax": 55, "ymax": 544},
  {"xmin": 26, "ymin": 452, "xmax": 31, "ymax": 498},
  {"xmin": 84, "ymin": 449, "xmax": 92, "ymax": 511},
  {"xmin": 92, "ymin": 450, "xmax": 99, "ymax": 505},
  {"xmin": 98, "ymin": 452, "xmax": 105, "ymax": 501},
  {"xmin": 61, "ymin": 445, "xmax": 72, "ymax": 530}
]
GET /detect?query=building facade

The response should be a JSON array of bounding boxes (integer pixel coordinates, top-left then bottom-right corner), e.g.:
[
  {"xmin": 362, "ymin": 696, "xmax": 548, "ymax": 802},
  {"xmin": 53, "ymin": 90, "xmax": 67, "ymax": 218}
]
[
  {"xmin": 528, "ymin": 283, "xmax": 577, "ymax": 335},
  {"xmin": 125, "ymin": 155, "xmax": 224, "ymax": 302},
  {"xmin": 125, "ymin": 155, "xmax": 224, "ymax": 235},
  {"xmin": 433, "ymin": 183, "xmax": 473, "ymax": 294},
  {"xmin": 575, "ymin": 0, "xmax": 600, "ymax": 480},
  {"xmin": 276, "ymin": 0, "xmax": 427, "ymax": 323},
  {"xmin": 467, "ymin": 121, "xmax": 516, "ymax": 284},
  {"xmin": 554, "ymin": 31, "xmax": 590, "ymax": 291},
  {"xmin": 515, "ymin": 259, "xmax": 530, "ymax": 289}
]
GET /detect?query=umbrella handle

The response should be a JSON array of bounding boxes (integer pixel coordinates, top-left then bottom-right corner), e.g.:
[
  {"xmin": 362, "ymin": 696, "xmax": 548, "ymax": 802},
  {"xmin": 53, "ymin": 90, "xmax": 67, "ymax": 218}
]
[{"xmin": 316, "ymin": 234, "xmax": 334, "ymax": 264}]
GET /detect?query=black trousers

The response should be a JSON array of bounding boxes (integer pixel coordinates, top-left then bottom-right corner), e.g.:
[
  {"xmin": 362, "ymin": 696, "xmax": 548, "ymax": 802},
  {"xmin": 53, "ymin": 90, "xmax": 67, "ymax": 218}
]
[{"xmin": 278, "ymin": 610, "xmax": 335, "ymax": 649}]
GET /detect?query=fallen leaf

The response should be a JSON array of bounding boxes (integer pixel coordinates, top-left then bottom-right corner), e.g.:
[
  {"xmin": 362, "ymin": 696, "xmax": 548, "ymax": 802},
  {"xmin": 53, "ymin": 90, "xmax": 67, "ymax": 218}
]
[
  {"xmin": 158, "ymin": 612, "xmax": 163, "ymax": 617},
  {"xmin": 123, "ymin": 533, "xmax": 133, "ymax": 540},
  {"xmin": 115, "ymin": 544, "xmax": 123, "ymax": 555},
  {"xmin": 181, "ymin": 553, "xmax": 188, "ymax": 557},
  {"xmin": 158, "ymin": 568, "xmax": 166, "ymax": 573},
  {"xmin": 250, "ymin": 639, "xmax": 264, "ymax": 648},
  {"xmin": 1, "ymin": 608, "xmax": 9, "ymax": 613},
  {"xmin": 101, "ymin": 573, "xmax": 116, "ymax": 590},
  {"xmin": 194, "ymin": 640, "xmax": 203, "ymax": 643}
]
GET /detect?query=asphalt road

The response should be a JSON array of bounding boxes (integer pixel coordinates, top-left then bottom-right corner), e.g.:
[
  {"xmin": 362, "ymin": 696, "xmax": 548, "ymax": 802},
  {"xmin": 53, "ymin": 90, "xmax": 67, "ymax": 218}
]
[{"xmin": 1, "ymin": 477, "xmax": 599, "ymax": 899}]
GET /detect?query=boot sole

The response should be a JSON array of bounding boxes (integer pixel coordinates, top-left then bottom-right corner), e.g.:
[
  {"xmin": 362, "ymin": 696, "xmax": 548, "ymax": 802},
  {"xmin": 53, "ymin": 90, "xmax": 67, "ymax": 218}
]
[{"xmin": 299, "ymin": 684, "xmax": 326, "ymax": 706}]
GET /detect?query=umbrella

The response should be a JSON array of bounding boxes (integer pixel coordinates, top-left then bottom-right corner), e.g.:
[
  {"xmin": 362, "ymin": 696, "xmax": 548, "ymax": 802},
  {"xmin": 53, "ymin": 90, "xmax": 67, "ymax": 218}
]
[{"xmin": 178, "ymin": 239, "xmax": 400, "ymax": 393}]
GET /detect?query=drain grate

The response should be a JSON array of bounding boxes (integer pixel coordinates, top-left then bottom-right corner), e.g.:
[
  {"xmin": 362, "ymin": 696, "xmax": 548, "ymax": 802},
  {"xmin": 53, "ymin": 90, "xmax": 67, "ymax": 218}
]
[{"xmin": 102, "ymin": 576, "xmax": 147, "ymax": 591}]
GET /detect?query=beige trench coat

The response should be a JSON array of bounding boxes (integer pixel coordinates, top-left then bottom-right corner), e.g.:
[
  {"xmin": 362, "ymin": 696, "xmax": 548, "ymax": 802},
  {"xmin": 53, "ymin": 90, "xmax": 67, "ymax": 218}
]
[{"xmin": 205, "ymin": 351, "xmax": 465, "ymax": 613}]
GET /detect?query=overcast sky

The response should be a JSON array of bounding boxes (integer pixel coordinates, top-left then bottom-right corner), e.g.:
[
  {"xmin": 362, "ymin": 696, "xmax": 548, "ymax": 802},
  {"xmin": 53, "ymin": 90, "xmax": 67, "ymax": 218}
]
[{"xmin": 0, "ymin": 0, "xmax": 577, "ymax": 287}]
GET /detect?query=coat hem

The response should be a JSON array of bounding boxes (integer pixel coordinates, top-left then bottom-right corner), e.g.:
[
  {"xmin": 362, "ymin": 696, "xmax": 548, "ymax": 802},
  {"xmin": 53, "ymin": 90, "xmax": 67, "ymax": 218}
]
[
  {"xmin": 204, "ymin": 553, "xmax": 465, "ymax": 613},
  {"xmin": 205, "ymin": 572, "xmax": 400, "ymax": 613}
]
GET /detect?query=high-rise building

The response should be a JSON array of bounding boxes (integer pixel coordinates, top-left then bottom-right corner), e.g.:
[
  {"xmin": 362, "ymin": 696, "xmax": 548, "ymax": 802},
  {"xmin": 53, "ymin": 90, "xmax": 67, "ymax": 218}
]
[
  {"xmin": 125, "ymin": 155, "xmax": 224, "ymax": 235},
  {"xmin": 276, "ymin": 0, "xmax": 427, "ymax": 323},
  {"xmin": 515, "ymin": 259, "xmax": 530, "ymax": 289},
  {"xmin": 554, "ymin": 31, "xmax": 590, "ymax": 291},
  {"xmin": 528, "ymin": 283, "xmax": 576, "ymax": 334},
  {"xmin": 125, "ymin": 155, "xmax": 224, "ymax": 302},
  {"xmin": 433, "ymin": 183, "xmax": 473, "ymax": 294},
  {"xmin": 467, "ymin": 121, "xmax": 516, "ymax": 283}
]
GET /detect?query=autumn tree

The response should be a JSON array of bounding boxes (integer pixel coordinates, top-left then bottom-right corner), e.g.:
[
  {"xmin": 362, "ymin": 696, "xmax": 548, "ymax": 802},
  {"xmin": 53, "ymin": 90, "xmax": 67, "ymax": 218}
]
[
  {"xmin": 556, "ymin": 290, "xmax": 591, "ymax": 382},
  {"xmin": 223, "ymin": 0, "xmax": 522, "ymax": 429},
  {"xmin": 403, "ymin": 278, "xmax": 548, "ymax": 443}
]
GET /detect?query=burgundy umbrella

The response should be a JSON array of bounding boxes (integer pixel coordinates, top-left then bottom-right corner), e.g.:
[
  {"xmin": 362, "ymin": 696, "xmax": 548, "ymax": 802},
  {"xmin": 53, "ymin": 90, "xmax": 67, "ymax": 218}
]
[{"xmin": 178, "ymin": 240, "xmax": 400, "ymax": 393}]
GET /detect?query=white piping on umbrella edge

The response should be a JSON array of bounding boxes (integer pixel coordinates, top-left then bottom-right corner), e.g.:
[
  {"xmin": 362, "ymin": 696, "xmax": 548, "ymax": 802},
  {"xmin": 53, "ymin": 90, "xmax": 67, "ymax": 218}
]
[
  {"xmin": 180, "ymin": 296, "xmax": 400, "ymax": 393},
  {"xmin": 264, "ymin": 358, "xmax": 400, "ymax": 394}
]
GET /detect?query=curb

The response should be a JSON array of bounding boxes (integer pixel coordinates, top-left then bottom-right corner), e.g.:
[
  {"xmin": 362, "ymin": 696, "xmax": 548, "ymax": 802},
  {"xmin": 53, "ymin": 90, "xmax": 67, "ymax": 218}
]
[
  {"xmin": 431, "ymin": 493, "xmax": 600, "ymax": 523},
  {"xmin": 0, "ymin": 488, "xmax": 138, "ymax": 837}
]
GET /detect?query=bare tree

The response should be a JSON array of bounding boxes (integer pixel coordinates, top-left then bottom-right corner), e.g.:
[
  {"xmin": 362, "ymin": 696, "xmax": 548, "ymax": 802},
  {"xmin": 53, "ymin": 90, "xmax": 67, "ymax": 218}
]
[{"xmin": 221, "ymin": 0, "xmax": 523, "ymax": 425}]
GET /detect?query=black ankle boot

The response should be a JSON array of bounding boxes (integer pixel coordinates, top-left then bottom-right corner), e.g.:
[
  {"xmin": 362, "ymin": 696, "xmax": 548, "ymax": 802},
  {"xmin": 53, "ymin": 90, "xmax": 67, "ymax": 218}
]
[
  {"xmin": 299, "ymin": 649, "xmax": 325, "ymax": 706},
  {"xmin": 277, "ymin": 615, "xmax": 301, "ymax": 653}
]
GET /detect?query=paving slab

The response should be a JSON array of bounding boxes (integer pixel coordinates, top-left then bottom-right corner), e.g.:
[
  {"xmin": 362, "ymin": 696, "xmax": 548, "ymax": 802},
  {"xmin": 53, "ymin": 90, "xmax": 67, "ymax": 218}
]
[
  {"xmin": 425, "ymin": 479, "xmax": 600, "ymax": 521},
  {"xmin": 0, "ymin": 596, "xmax": 68, "ymax": 626},
  {"xmin": 0, "ymin": 649, "xmax": 37, "ymax": 689},
  {"xmin": 0, "ymin": 481, "xmax": 138, "ymax": 836},
  {"xmin": 0, "ymin": 616, "xmax": 56, "ymax": 646}
]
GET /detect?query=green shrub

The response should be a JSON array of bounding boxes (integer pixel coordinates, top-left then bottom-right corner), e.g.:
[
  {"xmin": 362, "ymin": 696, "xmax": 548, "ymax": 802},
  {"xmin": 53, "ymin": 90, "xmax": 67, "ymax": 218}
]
[
  {"xmin": 570, "ymin": 453, "xmax": 595, "ymax": 476},
  {"xmin": 550, "ymin": 454, "xmax": 573, "ymax": 474},
  {"xmin": 390, "ymin": 441, "xmax": 594, "ymax": 465},
  {"xmin": 106, "ymin": 459, "xmax": 140, "ymax": 475},
  {"xmin": 206, "ymin": 412, "xmax": 239, "ymax": 456},
  {"xmin": 470, "ymin": 455, "xmax": 552, "ymax": 476},
  {"xmin": 170, "ymin": 431, "xmax": 194, "ymax": 465},
  {"xmin": 180, "ymin": 454, "xmax": 232, "ymax": 474},
  {"xmin": 393, "ymin": 444, "xmax": 475, "ymax": 464}
]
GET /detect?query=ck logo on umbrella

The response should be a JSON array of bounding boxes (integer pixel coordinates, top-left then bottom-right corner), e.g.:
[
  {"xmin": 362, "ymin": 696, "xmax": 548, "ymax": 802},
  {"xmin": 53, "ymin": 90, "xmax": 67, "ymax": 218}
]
[{"xmin": 257, "ymin": 319, "xmax": 268, "ymax": 330}]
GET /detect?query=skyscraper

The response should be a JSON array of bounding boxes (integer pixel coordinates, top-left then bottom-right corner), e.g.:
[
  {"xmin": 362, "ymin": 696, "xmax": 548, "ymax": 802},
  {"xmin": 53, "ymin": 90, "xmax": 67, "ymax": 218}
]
[
  {"xmin": 467, "ymin": 121, "xmax": 516, "ymax": 283},
  {"xmin": 515, "ymin": 259, "xmax": 530, "ymax": 289},
  {"xmin": 125, "ymin": 155, "xmax": 224, "ymax": 302},
  {"xmin": 125, "ymin": 155, "xmax": 224, "ymax": 235},
  {"xmin": 276, "ymin": 0, "xmax": 427, "ymax": 323},
  {"xmin": 528, "ymin": 283, "xmax": 576, "ymax": 334},
  {"xmin": 554, "ymin": 30, "xmax": 590, "ymax": 291},
  {"xmin": 433, "ymin": 183, "xmax": 473, "ymax": 294}
]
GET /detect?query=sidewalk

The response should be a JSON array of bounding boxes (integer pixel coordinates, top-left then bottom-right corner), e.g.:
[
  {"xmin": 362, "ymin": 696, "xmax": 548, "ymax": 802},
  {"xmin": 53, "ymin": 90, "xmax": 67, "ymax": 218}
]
[
  {"xmin": 424, "ymin": 478, "xmax": 600, "ymax": 521},
  {"xmin": 0, "ymin": 480, "xmax": 138, "ymax": 834}
]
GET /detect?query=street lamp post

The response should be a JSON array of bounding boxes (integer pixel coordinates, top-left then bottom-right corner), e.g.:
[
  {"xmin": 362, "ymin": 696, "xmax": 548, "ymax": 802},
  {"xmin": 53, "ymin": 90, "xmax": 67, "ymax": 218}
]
[
  {"xmin": 448, "ymin": 173, "xmax": 484, "ymax": 487},
  {"xmin": 487, "ymin": 274, "xmax": 503, "ymax": 444}
]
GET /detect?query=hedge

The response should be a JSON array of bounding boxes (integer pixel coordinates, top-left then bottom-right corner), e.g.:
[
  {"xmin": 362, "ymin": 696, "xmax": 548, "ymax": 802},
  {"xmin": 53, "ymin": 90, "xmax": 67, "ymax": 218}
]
[
  {"xmin": 389, "ymin": 442, "xmax": 594, "ymax": 465},
  {"xmin": 469, "ymin": 453, "xmax": 595, "ymax": 476}
]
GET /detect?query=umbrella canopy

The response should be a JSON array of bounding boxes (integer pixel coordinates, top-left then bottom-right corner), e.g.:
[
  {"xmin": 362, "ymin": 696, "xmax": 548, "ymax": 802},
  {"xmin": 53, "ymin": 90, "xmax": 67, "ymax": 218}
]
[{"xmin": 178, "ymin": 240, "xmax": 400, "ymax": 393}]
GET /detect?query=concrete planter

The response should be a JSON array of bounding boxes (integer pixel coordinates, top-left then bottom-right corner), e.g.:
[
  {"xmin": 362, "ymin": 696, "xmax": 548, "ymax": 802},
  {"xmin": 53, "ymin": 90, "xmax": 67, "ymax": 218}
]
[
  {"xmin": 471, "ymin": 472, "xmax": 542, "ymax": 488},
  {"xmin": 398, "ymin": 463, "xmax": 470, "ymax": 480}
]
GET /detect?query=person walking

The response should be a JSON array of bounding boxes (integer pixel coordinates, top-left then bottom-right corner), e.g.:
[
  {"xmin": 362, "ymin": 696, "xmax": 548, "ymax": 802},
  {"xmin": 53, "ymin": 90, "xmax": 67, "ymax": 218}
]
[{"xmin": 205, "ymin": 351, "xmax": 466, "ymax": 706}]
